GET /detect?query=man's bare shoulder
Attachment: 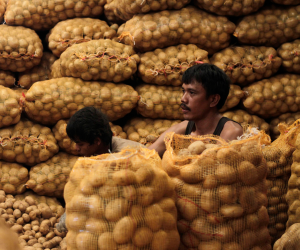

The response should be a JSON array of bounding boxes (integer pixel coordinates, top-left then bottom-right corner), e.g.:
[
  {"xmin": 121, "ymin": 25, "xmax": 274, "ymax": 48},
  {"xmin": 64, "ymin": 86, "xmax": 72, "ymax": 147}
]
[
  {"xmin": 220, "ymin": 121, "xmax": 243, "ymax": 141},
  {"xmin": 169, "ymin": 120, "xmax": 189, "ymax": 134}
]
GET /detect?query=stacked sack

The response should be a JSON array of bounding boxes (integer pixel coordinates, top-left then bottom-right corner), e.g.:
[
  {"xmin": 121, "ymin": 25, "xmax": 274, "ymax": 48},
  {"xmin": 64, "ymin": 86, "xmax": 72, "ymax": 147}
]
[
  {"xmin": 273, "ymin": 223, "xmax": 300, "ymax": 250},
  {"xmin": 64, "ymin": 147, "xmax": 180, "ymax": 250},
  {"xmin": 162, "ymin": 130, "xmax": 271, "ymax": 250}
]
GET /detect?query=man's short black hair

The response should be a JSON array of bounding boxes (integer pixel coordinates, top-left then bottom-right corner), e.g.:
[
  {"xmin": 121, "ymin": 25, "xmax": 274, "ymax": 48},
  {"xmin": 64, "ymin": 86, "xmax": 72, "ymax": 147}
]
[
  {"xmin": 66, "ymin": 106, "xmax": 113, "ymax": 146},
  {"xmin": 182, "ymin": 63, "xmax": 231, "ymax": 110}
]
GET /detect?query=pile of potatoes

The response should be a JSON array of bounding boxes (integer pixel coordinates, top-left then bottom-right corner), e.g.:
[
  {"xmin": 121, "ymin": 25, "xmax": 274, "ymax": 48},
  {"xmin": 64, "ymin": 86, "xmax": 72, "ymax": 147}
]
[
  {"xmin": 64, "ymin": 147, "xmax": 180, "ymax": 250},
  {"xmin": 219, "ymin": 85, "xmax": 245, "ymax": 112},
  {"xmin": 58, "ymin": 39, "xmax": 140, "ymax": 82},
  {"xmin": 273, "ymin": 223, "xmax": 300, "ymax": 250},
  {"xmin": 106, "ymin": 0, "xmax": 190, "ymax": 21},
  {"xmin": 138, "ymin": 44, "xmax": 209, "ymax": 86},
  {"xmin": 24, "ymin": 77, "xmax": 139, "ymax": 125},
  {"xmin": 242, "ymin": 74, "xmax": 300, "ymax": 119},
  {"xmin": 0, "ymin": 120, "xmax": 59, "ymax": 166},
  {"xmin": 18, "ymin": 52, "xmax": 57, "ymax": 90},
  {"xmin": 25, "ymin": 152, "xmax": 78, "ymax": 198},
  {"xmin": 222, "ymin": 109, "xmax": 270, "ymax": 134},
  {"xmin": 118, "ymin": 6, "xmax": 236, "ymax": 54},
  {"xmin": 5, "ymin": 0, "xmax": 106, "ymax": 30},
  {"xmin": 47, "ymin": 18, "xmax": 117, "ymax": 57},
  {"xmin": 211, "ymin": 46, "xmax": 282, "ymax": 86},
  {"xmin": 234, "ymin": 5, "xmax": 300, "ymax": 47},
  {"xmin": 194, "ymin": 0, "xmax": 265, "ymax": 16},
  {"xmin": 124, "ymin": 117, "xmax": 182, "ymax": 146},
  {"xmin": 277, "ymin": 39, "xmax": 300, "ymax": 73},
  {"xmin": 0, "ymin": 25, "xmax": 43, "ymax": 72},
  {"xmin": 0, "ymin": 86, "xmax": 23, "ymax": 128},
  {"xmin": 0, "ymin": 70, "xmax": 15, "ymax": 88},
  {"xmin": 0, "ymin": 190, "xmax": 66, "ymax": 250},
  {"xmin": 162, "ymin": 132, "xmax": 271, "ymax": 249}
]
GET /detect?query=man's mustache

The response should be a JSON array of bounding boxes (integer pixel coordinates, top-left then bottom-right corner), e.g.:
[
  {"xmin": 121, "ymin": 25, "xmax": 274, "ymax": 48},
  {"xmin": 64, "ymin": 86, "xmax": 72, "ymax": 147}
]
[{"xmin": 180, "ymin": 103, "xmax": 190, "ymax": 111}]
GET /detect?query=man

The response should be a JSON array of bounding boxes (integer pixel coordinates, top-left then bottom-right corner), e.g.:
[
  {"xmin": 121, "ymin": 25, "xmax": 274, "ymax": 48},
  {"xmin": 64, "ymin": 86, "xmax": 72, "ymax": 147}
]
[{"xmin": 148, "ymin": 63, "xmax": 243, "ymax": 157}]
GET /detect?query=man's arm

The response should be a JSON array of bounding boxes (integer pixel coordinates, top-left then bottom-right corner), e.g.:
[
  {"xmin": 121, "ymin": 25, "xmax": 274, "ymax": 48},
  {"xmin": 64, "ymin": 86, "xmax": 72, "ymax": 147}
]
[
  {"xmin": 148, "ymin": 121, "xmax": 188, "ymax": 158},
  {"xmin": 220, "ymin": 121, "xmax": 244, "ymax": 141}
]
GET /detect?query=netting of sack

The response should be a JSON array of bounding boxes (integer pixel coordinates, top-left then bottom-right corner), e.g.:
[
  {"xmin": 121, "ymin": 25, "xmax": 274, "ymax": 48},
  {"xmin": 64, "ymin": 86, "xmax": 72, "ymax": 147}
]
[
  {"xmin": 123, "ymin": 117, "xmax": 182, "ymax": 146},
  {"xmin": 0, "ymin": 161, "xmax": 28, "ymax": 195},
  {"xmin": 24, "ymin": 77, "xmax": 139, "ymax": 125},
  {"xmin": 211, "ymin": 46, "xmax": 282, "ymax": 86},
  {"xmin": 194, "ymin": 0, "xmax": 265, "ymax": 16},
  {"xmin": 47, "ymin": 18, "xmax": 117, "ymax": 57},
  {"xmin": 0, "ymin": 119, "xmax": 59, "ymax": 166},
  {"xmin": 57, "ymin": 39, "xmax": 140, "ymax": 82},
  {"xmin": 271, "ymin": 0, "xmax": 300, "ymax": 5},
  {"xmin": 138, "ymin": 44, "xmax": 209, "ymax": 86},
  {"xmin": 50, "ymin": 59, "xmax": 63, "ymax": 79},
  {"xmin": 11, "ymin": 87, "xmax": 27, "ymax": 100},
  {"xmin": 18, "ymin": 52, "xmax": 57, "ymax": 90},
  {"xmin": 0, "ymin": 70, "xmax": 16, "ymax": 88},
  {"xmin": 0, "ymin": 25, "xmax": 43, "ymax": 72},
  {"xmin": 222, "ymin": 109, "xmax": 270, "ymax": 134},
  {"xmin": 219, "ymin": 85, "xmax": 245, "ymax": 113},
  {"xmin": 273, "ymin": 223, "xmax": 300, "ymax": 250},
  {"xmin": 104, "ymin": 0, "xmax": 124, "ymax": 25},
  {"xmin": 106, "ymin": 0, "xmax": 190, "ymax": 21},
  {"xmin": 234, "ymin": 5, "xmax": 300, "ymax": 47},
  {"xmin": 277, "ymin": 39, "xmax": 300, "ymax": 73},
  {"xmin": 64, "ymin": 147, "xmax": 180, "ymax": 250},
  {"xmin": 117, "ymin": 6, "xmax": 236, "ymax": 54},
  {"xmin": 5, "ymin": 0, "xmax": 106, "ymax": 31},
  {"xmin": 25, "ymin": 152, "xmax": 78, "ymax": 198},
  {"xmin": 162, "ymin": 131, "xmax": 271, "ymax": 250},
  {"xmin": 242, "ymin": 74, "xmax": 300, "ymax": 119},
  {"xmin": 0, "ymin": 216, "xmax": 22, "ymax": 250}
]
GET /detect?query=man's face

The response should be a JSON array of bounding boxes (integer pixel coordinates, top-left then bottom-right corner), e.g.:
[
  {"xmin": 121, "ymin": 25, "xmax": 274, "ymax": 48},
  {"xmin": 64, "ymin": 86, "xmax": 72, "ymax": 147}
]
[
  {"xmin": 75, "ymin": 140, "xmax": 100, "ymax": 157},
  {"xmin": 181, "ymin": 81, "xmax": 211, "ymax": 120}
]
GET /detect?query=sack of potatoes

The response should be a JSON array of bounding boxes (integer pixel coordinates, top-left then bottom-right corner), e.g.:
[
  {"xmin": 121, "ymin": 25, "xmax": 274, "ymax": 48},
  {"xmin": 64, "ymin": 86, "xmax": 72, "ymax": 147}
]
[
  {"xmin": 123, "ymin": 117, "xmax": 182, "ymax": 146},
  {"xmin": 0, "ymin": 86, "xmax": 23, "ymax": 128},
  {"xmin": 64, "ymin": 147, "xmax": 180, "ymax": 250},
  {"xmin": 26, "ymin": 152, "xmax": 79, "ymax": 198},
  {"xmin": 0, "ymin": 161, "xmax": 28, "ymax": 195},
  {"xmin": 47, "ymin": 18, "xmax": 117, "ymax": 57},
  {"xmin": 162, "ymin": 131, "xmax": 271, "ymax": 250},
  {"xmin": 5, "ymin": 0, "xmax": 106, "ymax": 30},
  {"xmin": 106, "ymin": 0, "xmax": 190, "ymax": 21},
  {"xmin": 50, "ymin": 59, "xmax": 63, "ymax": 79},
  {"xmin": 11, "ymin": 88, "xmax": 27, "ymax": 100},
  {"xmin": 0, "ymin": 119, "xmax": 59, "ymax": 166},
  {"xmin": 18, "ymin": 52, "xmax": 57, "ymax": 90},
  {"xmin": 57, "ymin": 39, "xmax": 140, "ymax": 82},
  {"xmin": 104, "ymin": 0, "xmax": 124, "ymax": 25},
  {"xmin": 211, "ymin": 46, "xmax": 282, "ymax": 86},
  {"xmin": 277, "ymin": 39, "xmax": 300, "ymax": 73},
  {"xmin": 271, "ymin": 0, "xmax": 300, "ymax": 5},
  {"xmin": 0, "ymin": 70, "xmax": 16, "ymax": 88},
  {"xmin": 222, "ymin": 109, "xmax": 270, "ymax": 134},
  {"xmin": 243, "ymin": 74, "xmax": 300, "ymax": 119},
  {"xmin": 24, "ymin": 77, "xmax": 139, "ymax": 125},
  {"xmin": 138, "ymin": 44, "xmax": 209, "ymax": 86},
  {"xmin": 118, "ymin": 6, "xmax": 236, "ymax": 54},
  {"xmin": 273, "ymin": 223, "xmax": 300, "ymax": 250},
  {"xmin": 194, "ymin": 0, "xmax": 265, "ymax": 16},
  {"xmin": 234, "ymin": 5, "xmax": 300, "ymax": 47},
  {"xmin": 0, "ymin": 25, "xmax": 43, "ymax": 72},
  {"xmin": 219, "ymin": 84, "xmax": 245, "ymax": 112}
]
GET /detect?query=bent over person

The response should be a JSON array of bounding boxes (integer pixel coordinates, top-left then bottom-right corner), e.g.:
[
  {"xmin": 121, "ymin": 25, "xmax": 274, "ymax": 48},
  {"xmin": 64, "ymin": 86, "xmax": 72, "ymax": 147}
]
[{"xmin": 148, "ymin": 63, "xmax": 243, "ymax": 157}]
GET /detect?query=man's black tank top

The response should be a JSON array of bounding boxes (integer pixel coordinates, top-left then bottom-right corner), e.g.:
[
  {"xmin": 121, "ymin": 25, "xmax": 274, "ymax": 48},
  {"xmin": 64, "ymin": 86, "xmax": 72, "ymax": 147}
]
[{"xmin": 185, "ymin": 117, "xmax": 241, "ymax": 136}]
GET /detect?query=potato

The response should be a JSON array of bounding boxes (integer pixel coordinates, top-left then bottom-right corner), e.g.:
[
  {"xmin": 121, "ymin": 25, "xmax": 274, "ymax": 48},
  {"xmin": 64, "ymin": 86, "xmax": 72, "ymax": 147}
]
[
  {"xmin": 220, "ymin": 204, "xmax": 244, "ymax": 218},
  {"xmin": 132, "ymin": 227, "xmax": 153, "ymax": 248},
  {"xmin": 113, "ymin": 216, "xmax": 137, "ymax": 244},
  {"xmin": 237, "ymin": 161, "xmax": 259, "ymax": 185},
  {"xmin": 0, "ymin": 70, "xmax": 16, "ymax": 88},
  {"xmin": 215, "ymin": 164, "xmax": 237, "ymax": 185},
  {"xmin": 98, "ymin": 232, "xmax": 117, "ymax": 250}
]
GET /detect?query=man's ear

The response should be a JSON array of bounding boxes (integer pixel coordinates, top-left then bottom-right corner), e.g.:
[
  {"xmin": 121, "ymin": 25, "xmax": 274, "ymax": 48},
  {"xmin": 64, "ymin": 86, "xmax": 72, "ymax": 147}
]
[
  {"xmin": 95, "ymin": 138, "xmax": 102, "ymax": 145},
  {"xmin": 209, "ymin": 94, "xmax": 221, "ymax": 108}
]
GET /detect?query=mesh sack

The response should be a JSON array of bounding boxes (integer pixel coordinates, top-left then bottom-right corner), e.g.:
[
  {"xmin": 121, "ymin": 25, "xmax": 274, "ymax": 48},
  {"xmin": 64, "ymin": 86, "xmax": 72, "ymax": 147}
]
[
  {"xmin": 0, "ymin": 161, "xmax": 28, "ymax": 195},
  {"xmin": 0, "ymin": 0, "xmax": 5, "ymax": 23},
  {"xmin": 48, "ymin": 18, "xmax": 117, "ymax": 57},
  {"xmin": 0, "ymin": 25, "xmax": 43, "ymax": 72},
  {"xmin": 242, "ymin": 74, "xmax": 300, "ymax": 119},
  {"xmin": 11, "ymin": 88, "xmax": 27, "ymax": 100},
  {"xmin": 277, "ymin": 39, "xmax": 300, "ymax": 73},
  {"xmin": 64, "ymin": 147, "xmax": 180, "ymax": 250},
  {"xmin": 270, "ymin": 112, "xmax": 300, "ymax": 140},
  {"xmin": 0, "ymin": 86, "xmax": 23, "ymax": 128},
  {"xmin": 0, "ymin": 119, "xmax": 59, "ymax": 166},
  {"xmin": 234, "ymin": 5, "xmax": 300, "ymax": 47},
  {"xmin": 123, "ymin": 117, "xmax": 182, "ymax": 146},
  {"xmin": 5, "ymin": 0, "xmax": 106, "ymax": 31},
  {"xmin": 194, "ymin": 0, "xmax": 265, "ymax": 16},
  {"xmin": 138, "ymin": 44, "xmax": 209, "ymax": 86},
  {"xmin": 50, "ymin": 59, "xmax": 63, "ymax": 79},
  {"xmin": 219, "ymin": 84, "xmax": 245, "ymax": 112},
  {"xmin": 271, "ymin": 0, "xmax": 300, "ymax": 5},
  {"xmin": 105, "ymin": 0, "xmax": 190, "ymax": 21},
  {"xmin": 222, "ymin": 109, "xmax": 270, "ymax": 134},
  {"xmin": 273, "ymin": 223, "xmax": 300, "ymax": 250},
  {"xmin": 162, "ymin": 131, "xmax": 271, "ymax": 250},
  {"xmin": 25, "ymin": 152, "xmax": 78, "ymax": 198},
  {"xmin": 0, "ymin": 217, "xmax": 22, "ymax": 250},
  {"xmin": 17, "ymin": 52, "xmax": 57, "ymax": 89},
  {"xmin": 0, "ymin": 70, "xmax": 16, "ymax": 88},
  {"xmin": 211, "ymin": 46, "xmax": 282, "ymax": 87},
  {"xmin": 104, "ymin": 0, "xmax": 126, "ymax": 25},
  {"xmin": 117, "ymin": 6, "xmax": 236, "ymax": 54},
  {"xmin": 57, "ymin": 39, "xmax": 140, "ymax": 82},
  {"xmin": 24, "ymin": 77, "xmax": 139, "ymax": 125}
]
